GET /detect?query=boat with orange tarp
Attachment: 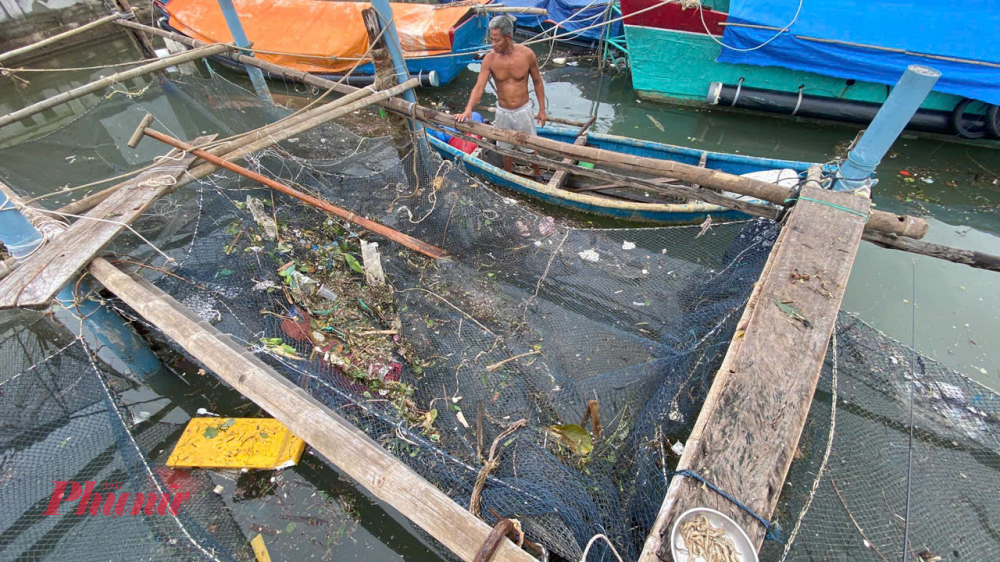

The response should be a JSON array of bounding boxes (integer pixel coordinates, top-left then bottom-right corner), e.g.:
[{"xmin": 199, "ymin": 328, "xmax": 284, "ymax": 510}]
[{"xmin": 154, "ymin": 0, "xmax": 492, "ymax": 86}]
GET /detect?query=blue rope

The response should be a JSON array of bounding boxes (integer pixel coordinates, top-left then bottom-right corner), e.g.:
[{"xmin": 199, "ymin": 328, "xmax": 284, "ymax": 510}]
[
  {"xmin": 670, "ymin": 469, "xmax": 782, "ymax": 541},
  {"xmin": 783, "ymin": 196, "xmax": 870, "ymax": 222}
]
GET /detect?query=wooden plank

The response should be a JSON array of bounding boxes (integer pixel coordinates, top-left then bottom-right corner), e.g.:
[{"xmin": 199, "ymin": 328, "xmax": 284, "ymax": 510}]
[
  {"xmin": 0, "ymin": 136, "xmax": 213, "ymax": 309},
  {"xmin": 546, "ymin": 135, "xmax": 588, "ymax": 190},
  {"xmin": 87, "ymin": 257, "xmax": 536, "ymax": 562},
  {"xmin": 638, "ymin": 184, "xmax": 870, "ymax": 561}
]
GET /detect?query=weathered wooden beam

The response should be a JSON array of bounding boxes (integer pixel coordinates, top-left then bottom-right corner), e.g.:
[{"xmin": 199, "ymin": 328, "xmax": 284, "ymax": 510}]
[
  {"xmin": 861, "ymin": 230, "xmax": 1000, "ymax": 273},
  {"xmin": 0, "ymin": 13, "xmax": 120, "ymax": 65},
  {"xmin": 0, "ymin": 43, "xmax": 228, "ymax": 129},
  {"xmin": 86, "ymin": 257, "xmax": 536, "ymax": 562},
  {"xmin": 545, "ymin": 135, "xmax": 586, "ymax": 190},
  {"xmin": 0, "ymin": 136, "xmax": 213, "ymax": 309},
  {"xmin": 546, "ymin": 117, "xmax": 595, "ymax": 190},
  {"xmin": 114, "ymin": 20, "xmax": 930, "ymax": 240},
  {"xmin": 638, "ymin": 184, "xmax": 870, "ymax": 561}
]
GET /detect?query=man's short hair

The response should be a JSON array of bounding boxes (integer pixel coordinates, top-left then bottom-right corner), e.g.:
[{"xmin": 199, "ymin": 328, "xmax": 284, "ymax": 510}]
[{"xmin": 488, "ymin": 15, "xmax": 514, "ymax": 37}]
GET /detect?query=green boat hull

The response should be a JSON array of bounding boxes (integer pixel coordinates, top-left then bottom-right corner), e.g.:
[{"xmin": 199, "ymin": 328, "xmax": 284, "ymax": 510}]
[{"xmin": 624, "ymin": 25, "xmax": 962, "ymax": 112}]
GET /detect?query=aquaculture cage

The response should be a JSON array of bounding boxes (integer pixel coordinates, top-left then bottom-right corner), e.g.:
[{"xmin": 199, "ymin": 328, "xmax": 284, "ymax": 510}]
[{"xmin": 0, "ymin": 68, "xmax": 997, "ymax": 562}]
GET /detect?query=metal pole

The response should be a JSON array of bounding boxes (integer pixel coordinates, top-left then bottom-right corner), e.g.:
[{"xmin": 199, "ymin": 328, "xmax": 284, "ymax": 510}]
[
  {"xmin": 833, "ymin": 65, "xmax": 940, "ymax": 191},
  {"xmin": 215, "ymin": 0, "xmax": 274, "ymax": 104},
  {"xmin": 0, "ymin": 189, "xmax": 161, "ymax": 378}
]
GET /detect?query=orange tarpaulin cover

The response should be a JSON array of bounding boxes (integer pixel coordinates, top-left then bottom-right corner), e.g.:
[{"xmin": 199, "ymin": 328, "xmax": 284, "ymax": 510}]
[{"xmin": 165, "ymin": 0, "xmax": 487, "ymax": 74}]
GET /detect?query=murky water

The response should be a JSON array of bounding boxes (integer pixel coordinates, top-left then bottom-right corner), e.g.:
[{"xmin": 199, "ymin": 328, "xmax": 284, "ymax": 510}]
[{"xmin": 1, "ymin": 33, "xmax": 998, "ymax": 561}]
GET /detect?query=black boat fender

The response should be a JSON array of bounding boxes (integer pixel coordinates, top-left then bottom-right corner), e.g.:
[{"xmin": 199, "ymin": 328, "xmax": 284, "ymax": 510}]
[
  {"xmin": 950, "ymin": 98, "xmax": 990, "ymax": 139},
  {"xmin": 987, "ymin": 105, "xmax": 1000, "ymax": 139}
]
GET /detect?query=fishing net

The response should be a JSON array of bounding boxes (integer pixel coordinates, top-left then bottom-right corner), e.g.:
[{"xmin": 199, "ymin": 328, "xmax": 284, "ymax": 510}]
[{"xmin": 0, "ymin": 68, "xmax": 996, "ymax": 562}]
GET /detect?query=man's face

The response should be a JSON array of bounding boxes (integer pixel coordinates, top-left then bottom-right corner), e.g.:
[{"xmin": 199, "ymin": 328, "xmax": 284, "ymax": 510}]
[{"xmin": 489, "ymin": 29, "xmax": 511, "ymax": 53}]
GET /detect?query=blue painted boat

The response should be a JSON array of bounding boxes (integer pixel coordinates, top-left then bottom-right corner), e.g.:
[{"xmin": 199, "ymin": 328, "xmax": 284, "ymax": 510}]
[
  {"xmin": 429, "ymin": 125, "xmax": 818, "ymax": 224},
  {"xmin": 155, "ymin": 0, "xmax": 492, "ymax": 87}
]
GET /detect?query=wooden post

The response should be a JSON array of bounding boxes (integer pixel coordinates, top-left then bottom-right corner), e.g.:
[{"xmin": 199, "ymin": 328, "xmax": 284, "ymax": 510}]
[
  {"xmin": 637, "ymin": 185, "xmax": 870, "ymax": 561},
  {"xmin": 0, "ymin": 14, "xmax": 121, "ymax": 65},
  {"xmin": 110, "ymin": 0, "xmax": 158, "ymax": 60},
  {"xmin": 113, "ymin": 20, "xmax": 931, "ymax": 240},
  {"xmin": 362, "ymin": 7, "xmax": 413, "ymax": 159},
  {"xmin": 87, "ymin": 257, "xmax": 535, "ymax": 562},
  {"xmin": 0, "ymin": 43, "xmax": 228, "ymax": 129}
]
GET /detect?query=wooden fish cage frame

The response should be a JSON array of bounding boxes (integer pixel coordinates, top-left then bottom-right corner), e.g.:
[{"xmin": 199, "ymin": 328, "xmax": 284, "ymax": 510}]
[{"xmin": 0, "ymin": 10, "xmax": 996, "ymax": 562}]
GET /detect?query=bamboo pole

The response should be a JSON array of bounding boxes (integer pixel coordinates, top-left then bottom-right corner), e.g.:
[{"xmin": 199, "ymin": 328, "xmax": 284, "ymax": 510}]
[
  {"xmin": 87, "ymin": 257, "xmax": 535, "ymax": 562},
  {"xmin": 57, "ymin": 84, "xmax": 379, "ymax": 215},
  {"xmin": 0, "ymin": 43, "xmax": 229, "ymax": 129},
  {"xmin": 0, "ymin": 14, "xmax": 122, "ymax": 65},
  {"xmin": 113, "ymin": 20, "xmax": 928, "ymax": 240},
  {"xmin": 137, "ymin": 116, "xmax": 447, "ymax": 259}
]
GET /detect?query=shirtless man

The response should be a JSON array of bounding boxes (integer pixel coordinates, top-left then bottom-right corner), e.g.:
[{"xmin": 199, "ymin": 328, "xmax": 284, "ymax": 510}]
[{"xmin": 457, "ymin": 16, "xmax": 546, "ymax": 178}]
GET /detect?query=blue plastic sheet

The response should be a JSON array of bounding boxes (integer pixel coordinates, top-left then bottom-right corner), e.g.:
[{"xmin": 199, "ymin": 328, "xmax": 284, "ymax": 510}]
[{"xmin": 717, "ymin": 0, "xmax": 1000, "ymax": 105}]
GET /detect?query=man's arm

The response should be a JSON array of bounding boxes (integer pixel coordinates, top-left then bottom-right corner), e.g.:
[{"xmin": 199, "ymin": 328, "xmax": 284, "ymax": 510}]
[
  {"xmin": 458, "ymin": 55, "xmax": 492, "ymax": 122},
  {"xmin": 528, "ymin": 49, "xmax": 546, "ymax": 127}
]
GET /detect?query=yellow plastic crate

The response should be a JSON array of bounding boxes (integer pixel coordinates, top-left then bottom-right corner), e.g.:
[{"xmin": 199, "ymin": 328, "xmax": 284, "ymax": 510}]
[{"xmin": 166, "ymin": 418, "xmax": 306, "ymax": 469}]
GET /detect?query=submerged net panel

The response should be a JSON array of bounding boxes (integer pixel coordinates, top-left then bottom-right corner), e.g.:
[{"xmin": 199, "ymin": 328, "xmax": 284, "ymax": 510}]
[
  {"xmin": 764, "ymin": 316, "xmax": 1000, "ymax": 562},
  {"xmin": 0, "ymin": 311, "xmax": 252, "ymax": 561},
  {"xmin": 0, "ymin": 69, "xmax": 996, "ymax": 562}
]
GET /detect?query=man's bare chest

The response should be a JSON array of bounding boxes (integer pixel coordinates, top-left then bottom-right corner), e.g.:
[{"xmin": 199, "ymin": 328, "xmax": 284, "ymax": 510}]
[{"xmin": 490, "ymin": 54, "xmax": 529, "ymax": 82}]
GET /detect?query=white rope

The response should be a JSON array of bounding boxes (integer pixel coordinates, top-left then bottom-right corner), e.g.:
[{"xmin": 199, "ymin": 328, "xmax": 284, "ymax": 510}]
[
  {"xmin": 522, "ymin": 0, "xmax": 677, "ymax": 47},
  {"xmin": 777, "ymin": 331, "xmax": 838, "ymax": 562},
  {"xmin": 84, "ymin": 343, "xmax": 226, "ymax": 562},
  {"xmin": 580, "ymin": 534, "xmax": 624, "ymax": 562},
  {"xmin": 698, "ymin": 0, "xmax": 803, "ymax": 52}
]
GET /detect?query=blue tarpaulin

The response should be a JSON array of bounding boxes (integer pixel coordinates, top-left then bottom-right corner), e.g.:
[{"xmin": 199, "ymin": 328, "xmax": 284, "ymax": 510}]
[
  {"xmin": 443, "ymin": 0, "xmax": 620, "ymax": 42},
  {"xmin": 717, "ymin": 0, "xmax": 1000, "ymax": 105}
]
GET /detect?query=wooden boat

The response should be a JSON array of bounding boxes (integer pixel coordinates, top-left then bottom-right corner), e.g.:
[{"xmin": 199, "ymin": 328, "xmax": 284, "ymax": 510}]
[
  {"xmin": 429, "ymin": 125, "xmax": 817, "ymax": 224},
  {"xmin": 155, "ymin": 0, "xmax": 492, "ymax": 87},
  {"xmin": 620, "ymin": 0, "xmax": 1000, "ymax": 140}
]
